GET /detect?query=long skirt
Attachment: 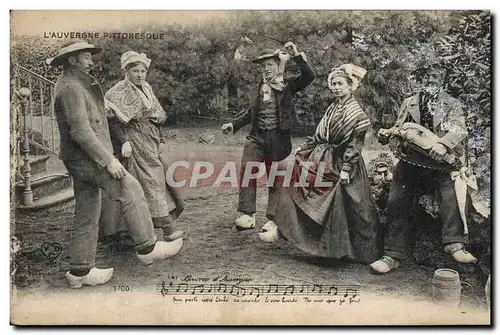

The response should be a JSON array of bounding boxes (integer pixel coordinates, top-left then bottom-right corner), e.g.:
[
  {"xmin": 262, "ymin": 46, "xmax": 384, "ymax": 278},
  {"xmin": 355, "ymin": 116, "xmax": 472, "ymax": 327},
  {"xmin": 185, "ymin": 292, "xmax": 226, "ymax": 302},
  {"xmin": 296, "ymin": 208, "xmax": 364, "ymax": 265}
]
[{"xmin": 270, "ymin": 155, "xmax": 382, "ymax": 264}]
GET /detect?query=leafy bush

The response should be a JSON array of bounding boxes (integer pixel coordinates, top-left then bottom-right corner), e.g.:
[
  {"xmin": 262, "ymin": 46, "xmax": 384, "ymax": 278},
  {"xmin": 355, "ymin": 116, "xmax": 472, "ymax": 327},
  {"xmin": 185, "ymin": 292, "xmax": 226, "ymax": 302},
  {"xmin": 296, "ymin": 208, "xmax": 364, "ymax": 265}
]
[
  {"xmin": 9, "ymin": 12, "xmax": 455, "ymax": 123},
  {"xmin": 11, "ymin": 11, "xmax": 490, "ymax": 155}
]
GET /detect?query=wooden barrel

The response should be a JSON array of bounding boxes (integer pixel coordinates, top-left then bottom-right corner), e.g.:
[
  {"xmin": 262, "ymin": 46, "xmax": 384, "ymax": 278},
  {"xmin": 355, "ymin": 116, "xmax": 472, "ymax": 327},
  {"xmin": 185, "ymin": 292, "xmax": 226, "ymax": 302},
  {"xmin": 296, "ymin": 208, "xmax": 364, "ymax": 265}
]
[{"xmin": 432, "ymin": 268, "xmax": 461, "ymax": 307}]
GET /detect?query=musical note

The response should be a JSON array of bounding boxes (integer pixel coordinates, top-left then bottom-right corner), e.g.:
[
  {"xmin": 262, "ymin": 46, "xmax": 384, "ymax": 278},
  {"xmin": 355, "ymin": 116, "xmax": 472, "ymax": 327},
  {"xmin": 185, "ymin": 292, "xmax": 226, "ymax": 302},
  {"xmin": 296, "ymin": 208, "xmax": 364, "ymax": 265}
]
[
  {"xmin": 217, "ymin": 283, "xmax": 227, "ymax": 293},
  {"xmin": 155, "ymin": 280, "xmax": 360, "ymax": 301},
  {"xmin": 230, "ymin": 285, "xmax": 246, "ymax": 296},
  {"xmin": 267, "ymin": 284, "xmax": 279, "ymax": 293},
  {"xmin": 312, "ymin": 284, "xmax": 322, "ymax": 294},
  {"xmin": 176, "ymin": 283, "xmax": 188, "ymax": 292},
  {"xmin": 299, "ymin": 284, "xmax": 308, "ymax": 294},
  {"xmin": 249, "ymin": 287, "xmax": 260, "ymax": 298},
  {"xmin": 283, "ymin": 285, "xmax": 295, "ymax": 295},
  {"xmin": 344, "ymin": 288, "xmax": 358, "ymax": 298},
  {"xmin": 192, "ymin": 284, "xmax": 204, "ymax": 294},
  {"xmin": 327, "ymin": 286, "xmax": 338, "ymax": 295}
]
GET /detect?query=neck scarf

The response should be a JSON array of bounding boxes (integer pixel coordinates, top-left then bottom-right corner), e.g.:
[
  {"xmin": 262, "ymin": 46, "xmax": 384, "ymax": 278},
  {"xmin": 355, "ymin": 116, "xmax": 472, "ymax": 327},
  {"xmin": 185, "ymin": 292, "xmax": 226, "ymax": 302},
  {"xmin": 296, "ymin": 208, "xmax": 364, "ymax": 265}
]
[
  {"xmin": 263, "ymin": 74, "xmax": 285, "ymax": 92},
  {"xmin": 261, "ymin": 51, "xmax": 289, "ymax": 92}
]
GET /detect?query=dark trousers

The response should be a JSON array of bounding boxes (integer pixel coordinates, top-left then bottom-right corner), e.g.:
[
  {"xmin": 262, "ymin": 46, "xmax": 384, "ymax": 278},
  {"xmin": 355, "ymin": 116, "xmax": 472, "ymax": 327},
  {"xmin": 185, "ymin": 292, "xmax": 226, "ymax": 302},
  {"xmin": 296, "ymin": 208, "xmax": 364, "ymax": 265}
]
[
  {"xmin": 384, "ymin": 161, "xmax": 467, "ymax": 260},
  {"xmin": 238, "ymin": 128, "xmax": 291, "ymax": 219},
  {"xmin": 64, "ymin": 159, "xmax": 157, "ymax": 271}
]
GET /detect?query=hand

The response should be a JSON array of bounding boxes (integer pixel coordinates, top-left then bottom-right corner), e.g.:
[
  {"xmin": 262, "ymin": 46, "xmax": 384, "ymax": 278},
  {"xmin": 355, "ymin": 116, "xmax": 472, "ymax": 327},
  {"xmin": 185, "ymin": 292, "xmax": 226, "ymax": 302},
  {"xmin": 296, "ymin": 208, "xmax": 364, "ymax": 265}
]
[
  {"xmin": 284, "ymin": 42, "xmax": 299, "ymax": 57},
  {"xmin": 159, "ymin": 142, "xmax": 167, "ymax": 154},
  {"xmin": 377, "ymin": 128, "xmax": 392, "ymax": 145},
  {"xmin": 151, "ymin": 114, "xmax": 167, "ymax": 124},
  {"xmin": 121, "ymin": 141, "xmax": 132, "ymax": 158},
  {"xmin": 429, "ymin": 142, "xmax": 448, "ymax": 161},
  {"xmin": 221, "ymin": 122, "xmax": 234, "ymax": 135},
  {"xmin": 340, "ymin": 170, "xmax": 350, "ymax": 185},
  {"xmin": 293, "ymin": 147, "xmax": 302, "ymax": 156},
  {"xmin": 106, "ymin": 157, "xmax": 127, "ymax": 179},
  {"xmin": 275, "ymin": 49, "xmax": 291, "ymax": 63},
  {"xmin": 377, "ymin": 128, "xmax": 392, "ymax": 139}
]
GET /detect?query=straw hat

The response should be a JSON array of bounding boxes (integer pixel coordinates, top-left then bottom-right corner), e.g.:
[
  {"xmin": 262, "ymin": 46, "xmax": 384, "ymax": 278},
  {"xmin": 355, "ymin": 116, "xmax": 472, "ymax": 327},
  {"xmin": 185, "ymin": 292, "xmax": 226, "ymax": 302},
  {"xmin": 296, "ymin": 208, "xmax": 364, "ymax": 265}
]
[{"xmin": 46, "ymin": 40, "xmax": 101, "ymax": 66}]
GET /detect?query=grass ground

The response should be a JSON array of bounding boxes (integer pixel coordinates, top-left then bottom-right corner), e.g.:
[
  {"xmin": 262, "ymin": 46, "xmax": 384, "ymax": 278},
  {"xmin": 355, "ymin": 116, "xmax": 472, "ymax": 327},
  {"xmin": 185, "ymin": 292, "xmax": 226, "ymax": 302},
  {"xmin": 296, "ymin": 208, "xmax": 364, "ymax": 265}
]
[{"xmin": 11, "ymin": 125, "xmax": 491, "ymax": 325}]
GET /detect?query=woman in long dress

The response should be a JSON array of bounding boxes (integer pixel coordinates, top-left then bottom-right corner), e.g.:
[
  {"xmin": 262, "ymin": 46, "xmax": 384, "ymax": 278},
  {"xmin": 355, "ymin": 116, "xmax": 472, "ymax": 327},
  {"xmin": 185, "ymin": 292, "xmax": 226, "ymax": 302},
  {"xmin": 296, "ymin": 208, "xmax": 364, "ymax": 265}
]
[
  {"xmin": 102, "ymin": 51, "xmax": 184, "ymax": 243},
  {"xmin": 265, "ymin": 64, "xmax": 382, "ymax": 264}
]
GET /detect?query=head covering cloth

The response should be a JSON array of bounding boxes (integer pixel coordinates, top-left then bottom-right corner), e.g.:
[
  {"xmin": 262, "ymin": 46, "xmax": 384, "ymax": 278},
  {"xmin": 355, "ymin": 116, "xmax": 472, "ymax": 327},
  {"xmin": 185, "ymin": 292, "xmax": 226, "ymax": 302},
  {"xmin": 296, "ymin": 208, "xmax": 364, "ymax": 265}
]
[
  {"xmin": 120, "ymin": 51, "xmax": 152, "ymax": 70},
  {"xmin": 327, "ymin": 63, "xmax": 367, "ymax": 92}
]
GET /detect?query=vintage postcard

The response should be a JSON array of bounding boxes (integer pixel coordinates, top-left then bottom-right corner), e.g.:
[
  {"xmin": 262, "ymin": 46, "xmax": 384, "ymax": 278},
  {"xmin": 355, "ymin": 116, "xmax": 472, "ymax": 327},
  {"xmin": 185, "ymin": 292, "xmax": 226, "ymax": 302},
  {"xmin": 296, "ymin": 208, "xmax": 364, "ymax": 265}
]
[{"xmin": 9, "ymin": 9, "xmax": 491, "ymax": 325}]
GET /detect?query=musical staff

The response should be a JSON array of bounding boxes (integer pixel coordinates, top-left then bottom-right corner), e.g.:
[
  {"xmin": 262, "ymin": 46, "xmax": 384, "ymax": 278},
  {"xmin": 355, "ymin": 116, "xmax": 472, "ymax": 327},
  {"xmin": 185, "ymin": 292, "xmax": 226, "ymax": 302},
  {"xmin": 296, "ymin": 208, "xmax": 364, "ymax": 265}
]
[{"xmin": 156, "ymin": 281, "xmax": 360, "ymax": 298}]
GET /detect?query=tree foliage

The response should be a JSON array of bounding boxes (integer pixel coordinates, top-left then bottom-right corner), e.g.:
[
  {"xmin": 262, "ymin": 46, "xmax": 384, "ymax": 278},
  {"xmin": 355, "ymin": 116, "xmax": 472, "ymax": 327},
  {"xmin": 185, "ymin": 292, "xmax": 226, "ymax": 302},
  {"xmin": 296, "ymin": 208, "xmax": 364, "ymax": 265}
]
[
  {"xmin": 11, "ymin": 11, "xmax": 490, "ymax": 141},
  {"xmin": 436, "ymin": 11, "xmax": 491, "ymax": 159}
]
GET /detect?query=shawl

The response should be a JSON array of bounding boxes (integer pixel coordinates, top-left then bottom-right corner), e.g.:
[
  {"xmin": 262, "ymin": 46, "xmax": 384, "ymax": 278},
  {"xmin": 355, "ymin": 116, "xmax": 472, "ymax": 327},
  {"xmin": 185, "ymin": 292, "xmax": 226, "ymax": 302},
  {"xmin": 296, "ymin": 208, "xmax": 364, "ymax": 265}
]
[
  {"xmin": 105, "ymin": 77, "xmax": 166, "ymax": 124},
  {"xmin": 294, "ymin": 95, "xmax": 370, "ymax": 195},
  {"xmin": 314, "ymin": 95, "xmax": 370, "ymax": 147}
]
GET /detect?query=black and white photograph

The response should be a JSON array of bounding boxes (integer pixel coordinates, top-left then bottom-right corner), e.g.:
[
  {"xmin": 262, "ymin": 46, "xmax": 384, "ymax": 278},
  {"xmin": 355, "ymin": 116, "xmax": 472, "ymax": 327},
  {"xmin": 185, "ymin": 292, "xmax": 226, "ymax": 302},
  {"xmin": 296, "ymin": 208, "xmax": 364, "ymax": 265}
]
[{"xmin": 8, "ymin": 9, "xmax": 492, "ymax": 325}]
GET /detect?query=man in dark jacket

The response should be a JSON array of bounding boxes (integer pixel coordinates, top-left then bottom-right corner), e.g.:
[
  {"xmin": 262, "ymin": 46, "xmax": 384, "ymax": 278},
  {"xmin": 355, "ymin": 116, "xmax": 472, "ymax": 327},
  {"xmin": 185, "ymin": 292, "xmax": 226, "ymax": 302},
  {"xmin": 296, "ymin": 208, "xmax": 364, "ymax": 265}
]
[
  {"xmin": 49, "ymin": 40, "xmax": 183, "ymax": 288},
  {"xmin": 221, "ymin": 42, "xmax": 315, "ymax": 231}
]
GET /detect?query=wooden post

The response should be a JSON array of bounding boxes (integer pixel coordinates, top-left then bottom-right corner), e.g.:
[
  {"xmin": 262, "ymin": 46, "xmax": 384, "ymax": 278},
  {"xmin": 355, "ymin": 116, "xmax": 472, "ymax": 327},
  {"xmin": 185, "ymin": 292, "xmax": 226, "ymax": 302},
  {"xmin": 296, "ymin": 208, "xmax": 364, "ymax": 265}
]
[{"xmin": 19, "ymin": 87, "xmax": 33, "ymax": 206}]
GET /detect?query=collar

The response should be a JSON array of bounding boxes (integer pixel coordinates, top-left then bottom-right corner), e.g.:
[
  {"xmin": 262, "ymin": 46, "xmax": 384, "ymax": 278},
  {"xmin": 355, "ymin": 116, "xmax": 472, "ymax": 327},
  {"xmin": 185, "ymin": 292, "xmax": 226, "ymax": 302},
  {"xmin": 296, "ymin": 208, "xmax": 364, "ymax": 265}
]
[
  {"xmin": 409, "ymin": 90, "xmax": 452, "ymax": 107},
  {"xmin": 63, "ymin": 66, "xmax": 100, "ymax": 87}
]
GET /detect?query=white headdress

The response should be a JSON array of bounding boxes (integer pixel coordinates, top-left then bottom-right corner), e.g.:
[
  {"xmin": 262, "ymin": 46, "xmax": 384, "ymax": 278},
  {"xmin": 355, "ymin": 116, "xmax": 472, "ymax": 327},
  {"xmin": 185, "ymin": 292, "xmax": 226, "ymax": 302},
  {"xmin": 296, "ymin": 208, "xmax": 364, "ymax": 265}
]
[
  {"xmin": 121, "ymin": 51, "xmax": 151, "ymax": 70},
  {"xmin": 327, "ymin": 63, "xmax": 367, "ymax": 92}
]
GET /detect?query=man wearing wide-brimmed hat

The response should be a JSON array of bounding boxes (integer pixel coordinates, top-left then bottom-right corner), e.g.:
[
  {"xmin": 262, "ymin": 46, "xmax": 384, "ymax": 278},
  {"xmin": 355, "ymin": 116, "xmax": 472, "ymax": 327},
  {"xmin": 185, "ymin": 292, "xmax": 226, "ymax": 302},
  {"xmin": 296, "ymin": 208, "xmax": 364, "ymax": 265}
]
[
  {"xmin": 221, "ymin": 42, "xmax": 315, "ymax": 232},
  {"xmin": 49, "ymin": 40, "xmax": 183, "ymax": 288},
  {"xmin": 370, "ymin": 58, "xmax": 478, "ymax": 274}
]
